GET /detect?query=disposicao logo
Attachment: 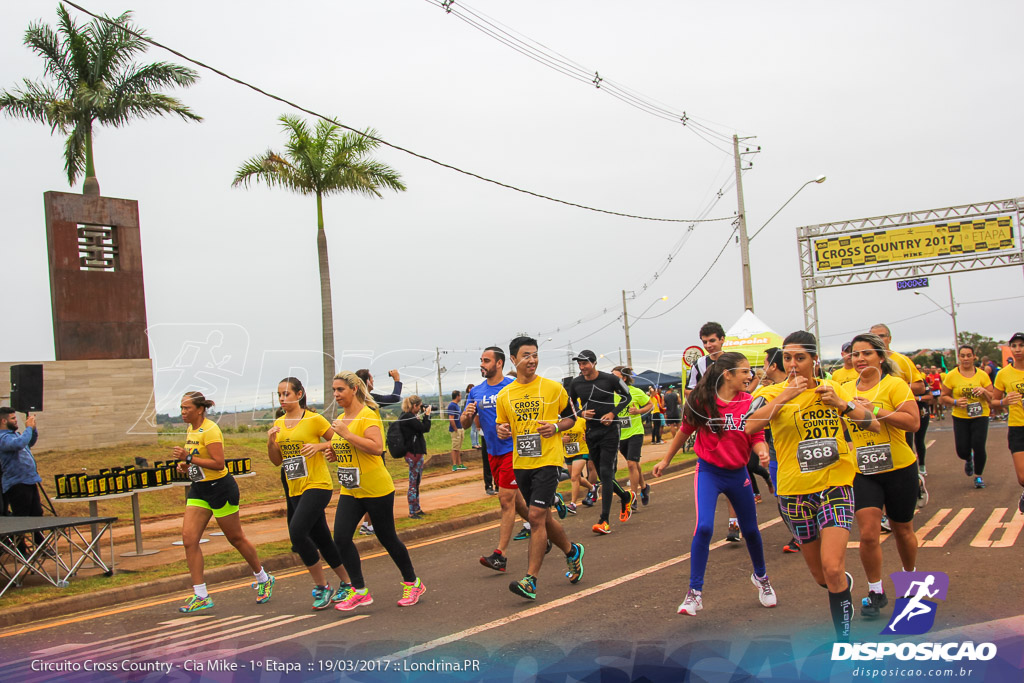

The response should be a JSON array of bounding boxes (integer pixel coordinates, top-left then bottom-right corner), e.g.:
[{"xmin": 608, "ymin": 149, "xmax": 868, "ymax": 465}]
[{"xmin": 832, "ymin": 571, "xmax": 998, "ymax": 662}]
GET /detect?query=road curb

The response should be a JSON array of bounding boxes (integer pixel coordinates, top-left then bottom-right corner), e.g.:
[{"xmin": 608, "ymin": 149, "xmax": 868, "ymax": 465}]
[{"xmin": 0, "ymin": 460, "xmax": 694, "ymax": 630}]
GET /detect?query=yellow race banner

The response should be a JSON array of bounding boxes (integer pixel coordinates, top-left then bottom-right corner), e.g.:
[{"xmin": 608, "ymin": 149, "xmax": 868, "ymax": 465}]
[{"xmin": 814, "ymin": 216, "xmax": 1015, "ymax": 271}]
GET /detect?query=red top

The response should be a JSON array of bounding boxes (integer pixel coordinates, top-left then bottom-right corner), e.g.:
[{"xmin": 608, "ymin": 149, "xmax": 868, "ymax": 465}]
[{"xmin": 679, "ymin": 392, "xmax": 765, "ymax": 470}]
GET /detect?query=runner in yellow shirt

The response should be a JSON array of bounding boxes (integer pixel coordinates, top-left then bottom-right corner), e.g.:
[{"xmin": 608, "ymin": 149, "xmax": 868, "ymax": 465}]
[
  {"xmin": 267, "ymin": 377, "xmax": 351, "ymax": 610},
  {"xmin": 839, "ymin": 333, "xmax": 921, "ymax": 623},
  {"xmin": 329, "ymin": 371, "xmax": 424, "ymax": 610},
  {"xmin": 561, "ymin": 405, "xmax": 595, "ymax": 514},
  {"xmin": 831, "ymin": 342, "xmax": 859, "ymax": 385},
  {"xmin": 940, "ymin": 346, "xmax": 997, "ymax": 488},
  {"xmin": 746, "ymin": 330, "xmax": 879, "ymax": 641},
  {"xmin": 991, "ymin": 332, "xmax": 1024, "ymax": 513},
  {"xmin": 496, "ymin": 336, "xmax": 585, "ymax": 601}
]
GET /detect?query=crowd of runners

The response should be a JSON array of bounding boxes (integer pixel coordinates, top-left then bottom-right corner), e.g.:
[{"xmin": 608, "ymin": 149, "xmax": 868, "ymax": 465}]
[{"xmin": 166, "ymin": 323, "xmax": 1024, "ymax": 642}]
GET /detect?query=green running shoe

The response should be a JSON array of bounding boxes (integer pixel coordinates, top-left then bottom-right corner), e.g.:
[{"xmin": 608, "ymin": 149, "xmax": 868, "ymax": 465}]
[
  {"xmin": 565, "ymin": 542, "xmax": 585, "ymax": 584},
  {"xmin": 179, "ymin": 594, "xmax": 213, "ymax": 613},
  {"xmin": 509, "ymin": 574, "xmax": 537, "ymax": 600},
  {"xmin": 332, "ymin": 582, "xmax": 354, "ymax": 603},
  {"xmin": 253, "ymin": 575, "xmax": 275, "ymax": 604},
  {"xmin": 312, "ymin": 584, "xmax": 333, "ymax": 610}
]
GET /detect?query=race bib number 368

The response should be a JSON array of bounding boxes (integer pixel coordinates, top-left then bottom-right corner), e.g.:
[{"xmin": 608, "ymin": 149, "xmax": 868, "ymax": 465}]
[{"xmin": 796, "ymin": 438, "xmax": 840, "ymax": 473}]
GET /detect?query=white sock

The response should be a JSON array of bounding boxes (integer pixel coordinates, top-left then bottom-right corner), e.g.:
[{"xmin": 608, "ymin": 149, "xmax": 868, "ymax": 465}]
[
  {"xmin": 729, "ymin": 517, "xmax": 738, "ymax": 525},
  {"xmin": 523, "ymin": 522, "xmax": 531, "ymax": 530},
  {"xmin": 194, "ymin": 583, "xmax": 208, "ymax": 599},
  {"xmin": 868, "ymin": 580, "xmax": 883, "ymax": 594},
  {"xmin": 254, "ymin": 567, "xmax": 269, "ymax": 583},
  {"xmin": 904, "ymin": 567, "xmax": 916, "ymax": 572}
]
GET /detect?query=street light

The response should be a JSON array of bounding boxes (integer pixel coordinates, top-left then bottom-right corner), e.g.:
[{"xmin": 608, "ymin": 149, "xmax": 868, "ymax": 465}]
[
  {"xmin": 749, "ymin": 175, "xmax": 827, "ymax": 242},
  {"xmin": 914, "ymin": 277, "xmax": 959, "ymax": 354}
]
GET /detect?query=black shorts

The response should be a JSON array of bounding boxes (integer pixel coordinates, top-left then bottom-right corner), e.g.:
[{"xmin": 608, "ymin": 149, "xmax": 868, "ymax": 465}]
[
  {"xmin": 186, "ymin": 475, "xmax": 241, "ymax": 517},
  {"xmin": 852, "ymin": 463, "xmax": 918, "ymax": 524},
  {"xmin": 1008, "ymin": 426, "xmax": 1024, "ymax": 454},
  {"xmin": 618, "ymin": 433, "xmax": 643, "ymax": 462},
  {"xmin": 513, "ymin": 466, "xmax": 560, "ymax": 509}
]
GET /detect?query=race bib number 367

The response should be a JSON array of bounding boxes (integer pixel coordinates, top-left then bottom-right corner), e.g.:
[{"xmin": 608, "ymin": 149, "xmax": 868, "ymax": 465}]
[{"xmin": 282, "ymin": 456, "xmax": 308, "ymax": 480}]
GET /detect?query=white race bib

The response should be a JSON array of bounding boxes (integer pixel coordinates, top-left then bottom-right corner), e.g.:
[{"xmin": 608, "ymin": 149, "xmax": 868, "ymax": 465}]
[{"xmin": 282, "ymin": 456, "xmax": 308, "ymax": 480}]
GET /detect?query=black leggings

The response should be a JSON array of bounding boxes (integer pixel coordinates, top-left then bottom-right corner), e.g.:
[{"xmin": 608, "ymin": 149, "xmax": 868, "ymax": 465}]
[
  {"xmin": 585, "ymin": 428, "xmax": 630, "ymax": 523},
  {"xmin": 5, "ymin": 483, "xmax": 44, "ymax": 549},
  {"xmin": 908, "ymin": 412, "xmax": 930, "ymax": 466},
  {"xmin": 952, "ymin": 416, "xmax": 989, "ymax": 475},
  {"xmin": 746, "ymin": 453, "xmax": 772, "ymax": 495},
  {"xmin": 652, "ymin": 415, "xmax": 663, "ymax": 443},
  {"xmin": 288, "ymin": 488, "xmax": 343, "ymax": 569},
  {"xmin": 480, "ymin": 434, "xmax": 493, "ymax": 490},
  {"xmin": 333, "ymin": 491, "xmax": 416, "ymax": 588}
]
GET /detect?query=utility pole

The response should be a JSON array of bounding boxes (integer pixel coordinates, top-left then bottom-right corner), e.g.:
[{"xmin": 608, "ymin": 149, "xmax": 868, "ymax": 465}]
[
  {"xmin": 621, "ymin": 290, "xmax": 633, "ymax": 367},
  {"xmin": 436, "ymin": 347, "xmax": 444, "ymax": 412},
  {"xmin": 949, "ymin": 277, "xmax": 960, "ymax": 354},
  {"xmin": 733, "ymin": 134, "xmax": 759, "ymax": 312}
]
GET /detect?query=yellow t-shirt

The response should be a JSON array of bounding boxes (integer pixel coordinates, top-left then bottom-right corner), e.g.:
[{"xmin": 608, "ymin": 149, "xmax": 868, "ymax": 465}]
[
  {"xmin": 185, "ymin": 418, "xmax": 228, "ymax": 482},
  {"xmin": 562, "ymin": 418, "xmax": 589, "ymax": 458},
  {"xmin": 943, "ymin": 367, "xmax": 992, "ymax": 419},
  {"xmin": 331, "ymin": 405, "xmax": 393, "ymax": 498},
  {"xmin": 889, "ymin": 351, "xmax": 925, "ymax": 386},
  {"xmin": 274, "ymin": 411, "xmax": 333, "ymax": 497},
  {"xmin": 831, "ymin": 366, "xmax": 859, "ymax": 385},
  {"xmin": 838, "ymin": 374, "xmax": 917, "ymax": 474},
  {"xmin": 994, "ymin": 365, "xmax": 1024, "ymax": 427},
  {"xmin": 751, "ymin": 379, "xmax": 856, "ymax": 496},
  {"xmin": 495, "ymin": 376, "xmax": 573, "ymax": 470}
]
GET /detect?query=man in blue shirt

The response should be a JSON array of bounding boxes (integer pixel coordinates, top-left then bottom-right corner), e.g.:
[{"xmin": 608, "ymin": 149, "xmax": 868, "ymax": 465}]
[
  {"xmin": 463, "ymin": 347, "xmax": 529, "ymax": 572},
  {"xmin": 447, "ymin": 390, "xmax": 466, "ymax": 471},
  {"xmin": 0, "ymin": 408, "xmax": 43, "ymax": 552}
]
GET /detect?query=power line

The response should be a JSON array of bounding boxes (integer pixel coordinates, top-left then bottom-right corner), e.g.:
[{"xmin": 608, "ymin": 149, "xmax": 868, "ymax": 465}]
[{"xmin": 62, "ymin": 1, "xmax": 734, "ymax": 226}]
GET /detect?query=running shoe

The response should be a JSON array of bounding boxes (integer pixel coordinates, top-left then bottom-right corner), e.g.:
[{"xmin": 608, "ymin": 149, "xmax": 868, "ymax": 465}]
[
  {"xmin": 509, "ymin": 574, "xmax": 537, "ymax": 600},
  {"xmin": 456, "ymin": 464, "xmax": 469, "ymax": 470},
  {"xmin": 480, "ymin": 551, "xmax": 507, "ymax": 572},
  {"xmin": 767, "ymin": 479, "xmax": 775, "ymax": 495},
  {"xmin": 677, "ymin": 589, "xmax": 703, "ymax": 616},
  {"xmin": 409, "ymin": 511, "xmax": 425, "ymax": 520},
  {"xmin": 620, "ymin": 491, "xmax": 636, "ymax": 522},
  {"xmin": 312, "ymin": 584, "xmax": 333, "ymax": 610},
  {"xmin": 334, "ymin": 589, "xmax": 373, "ymax": 611},
  {"xmin": 585, "ymin": 484, "xmax": 599, "ymax": 506},
  {"xmin": 397, "ymin": 578, "xmax": 425, "ymax": 606},
  {"xmin": 179, "ymin": 594, "xmax": 213, "ymax": 613},
  {"xmin": 726, "ymin": 521, "xmax": 741, "ymax": 542},
  {"xmin": 566, "ymin": 502, "xmax": 578, "ymax": 515},
  {"xmin": 592, "ymin": 520, "xmax": 612, "ymax": 535},
  {"xmin": 331, "ymin": 583, "xmax": 353, "ymax": 603},
  {"xmin": 564, "ymin": 543, "xmax": 585, "ymax": 584},
  {"xmin": 253, "ymin": 575, "xmax": 275, "ymax": 604},
  {"xmin": 782, "ymin": 539, "xmax": 801, "ymax": 553},
  {"xmin": 451, "ymin": 465, "xmax": 459, "ymax": 472},
  {"xmin": 485, "ymin": 486, "xmax": 498, "ymax": 496},
  {"xmin": 554, "ymin": 492, "xmax": 567, "ymax": 519},
  {"xmin": 358, "ymin": 522, "xmax": 375, "ymax": 536},
  {"xmin": 918, "ymin": 464, "xmax": 928, "ymax": 476},
  {"xmin": 1018, "ymin": 490, "xmax": 1024, "ymax": 514},
  {"xmin": 965, "ymin": 456, "xmax": 974, "ymax": 476},
  {"xmin": 917, "ymin": 474, "xmax": 929, "ymax": 508},
  {"xmin": 513, "ymin": 526, "xmax": 531, "ymax": 541},
  {"xmin": 751, "ymin": 574, "xmax": 777, "ymax": 607},
  {"xmin": 630, "ymin": 497, "xmax": 638, "ymax": 512},
  {"xmin": 974, "ymin": 476, "xmax": 985, "ymax": 489},
  {"xmin": 640, "ymin": 483, "xmax": 651, "ymax": 506},
  {"xmin": 861, "ymin": 590, "xmax": 888, "ymax": 619},
  {"xmin": 754, "ymin": 493, "xmax": 763, "ymax": 504}
]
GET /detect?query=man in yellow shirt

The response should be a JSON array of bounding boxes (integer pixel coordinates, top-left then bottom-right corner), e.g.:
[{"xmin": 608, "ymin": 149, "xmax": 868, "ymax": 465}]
[
  {"xmin": 831, "ymin": 342, "xmax": 859, "ymax": 384},
  {"xmin": 496, "ymin": 335, "xmax": 585, "ymax": 601}
]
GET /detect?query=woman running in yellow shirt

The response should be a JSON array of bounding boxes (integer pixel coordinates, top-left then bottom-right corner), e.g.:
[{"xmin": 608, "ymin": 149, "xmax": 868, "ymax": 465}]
[{"xmin": 940, "ymin": 346, "xmax": 997, "ymax": 488}]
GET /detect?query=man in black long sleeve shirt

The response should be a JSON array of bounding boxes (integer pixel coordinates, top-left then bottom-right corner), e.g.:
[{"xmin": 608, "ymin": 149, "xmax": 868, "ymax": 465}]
[
  {"xmin": 568, "ymin": 350, "xmax": 634, "ymax": 534},
  {"xmin": 356, "ymin": 369, "xmax": 403, "ymax": 407}
]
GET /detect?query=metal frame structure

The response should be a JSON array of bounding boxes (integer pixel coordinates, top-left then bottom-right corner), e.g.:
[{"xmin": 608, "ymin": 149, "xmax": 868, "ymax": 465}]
[{"xmin": 797, "ymin": 197, "xmax": 1024, "ymax": 344}]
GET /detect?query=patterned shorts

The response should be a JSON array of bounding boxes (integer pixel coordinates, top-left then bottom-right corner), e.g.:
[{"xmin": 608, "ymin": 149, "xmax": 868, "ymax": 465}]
[{"xmin": 777, "ymin": 485, "xmax": 854, "ymax": 543}]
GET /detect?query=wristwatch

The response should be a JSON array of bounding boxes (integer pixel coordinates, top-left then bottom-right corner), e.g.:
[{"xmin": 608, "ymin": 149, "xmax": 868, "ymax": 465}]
[
  {"xmin": 186, "ymin": 453, "xmax": 193, "ymax": 464},
  {"xmin": 841, "ymin": 401, "xmax": 857, "ymax": 416}
]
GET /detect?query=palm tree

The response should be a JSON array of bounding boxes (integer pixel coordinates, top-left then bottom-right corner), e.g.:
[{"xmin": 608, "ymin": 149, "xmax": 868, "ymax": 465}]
[
  {"xmin": 233, "ymin": 115, "xmax": 407, "ymax": 403},
  {"xmin": 0, "ymin": 4, "xmax": 201, "ymax": 195}
]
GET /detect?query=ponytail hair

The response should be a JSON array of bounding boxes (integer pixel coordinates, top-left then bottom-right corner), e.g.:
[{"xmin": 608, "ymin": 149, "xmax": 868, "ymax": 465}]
[
  {"xmin": 682, "ymin": 352, "xmax": 748, "ymax": 433},
  {"xmin": 183, "ymin": 391, "xmax": 215, "ymax": 413},
  {"xmin": 333, "ymin": 370, "xmax": 378, "ymax": 410},
  {"xmin": 279, "ymin": 377, "xmax": 308, "ymax": 410},
  {"xmin": 401, "ymin": 395, "xmax": 423, "ymax": 413},
  {"xmin": 782, "ymin": 330, "xmax": 818, "ymax": 356},
  {"xmin": 850, "ymin": 333, "xmax": 898, "ymax": 377}
]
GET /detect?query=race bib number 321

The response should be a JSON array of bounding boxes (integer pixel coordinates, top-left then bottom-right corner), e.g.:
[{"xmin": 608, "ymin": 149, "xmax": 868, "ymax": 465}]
[{"xmin": 516, "ymin": 433, "xmax": 542, "ymax": 458}]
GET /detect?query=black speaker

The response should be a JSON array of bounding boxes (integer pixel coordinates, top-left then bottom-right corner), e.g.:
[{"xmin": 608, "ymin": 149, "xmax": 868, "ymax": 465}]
[{"xmin": 10, "ymin": 364, "xmax": 43, "ymax": 413}]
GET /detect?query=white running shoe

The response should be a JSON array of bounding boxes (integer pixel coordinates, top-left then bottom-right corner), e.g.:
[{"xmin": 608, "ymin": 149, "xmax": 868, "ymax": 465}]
[
  {"xmin": 751, "ymin": 573, "xmax": 777, "ymax": 607},
  {"xmin": 677, "ymin": 588, "xmax": 703, "ymax": 615}
]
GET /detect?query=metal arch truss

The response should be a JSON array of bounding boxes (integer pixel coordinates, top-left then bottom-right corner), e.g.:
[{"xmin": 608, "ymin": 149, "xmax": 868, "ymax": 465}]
[{"xmin": 797, "ymin": 196, "xmax": 1024, "ymax": 344}]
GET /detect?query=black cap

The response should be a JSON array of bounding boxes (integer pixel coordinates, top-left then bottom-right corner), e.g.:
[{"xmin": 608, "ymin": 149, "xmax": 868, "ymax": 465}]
[
  {"xmin": 1010, "ymin": 332, "xmax": 1024, "ymax": 345},
  {"xmin": 571, "ymin": 349, "xmax": 597, "ymax": 363},
  {"xmin": 841, "ymin": 342, "xmax": 852, "ymax": 353}
]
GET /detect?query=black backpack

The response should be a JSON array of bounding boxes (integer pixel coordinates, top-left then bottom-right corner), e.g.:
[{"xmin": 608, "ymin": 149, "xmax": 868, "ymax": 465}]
[{"xmin": 386, "ymin": 420, "xmax": 409, "ymax": 459}]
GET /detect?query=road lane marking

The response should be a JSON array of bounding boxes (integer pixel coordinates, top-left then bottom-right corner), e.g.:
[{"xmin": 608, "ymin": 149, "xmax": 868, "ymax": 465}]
[
  {"xmin": 0, "ymin": 471, "xmax": 699, "ymax": 638},
  {"xmin": 918, "ymin": 508, "xmax": 974, "ymax": 547},
  {"xmin": 209, "ymin": 614, "xmax": 370, "ymax": 658},
  {"xmin": 385, "ymin": 516, "xmax": 783, "ymax": 660},
  {"xmin": 970, "ymin": 507, "xmax": 1024, "ymax": 547}
]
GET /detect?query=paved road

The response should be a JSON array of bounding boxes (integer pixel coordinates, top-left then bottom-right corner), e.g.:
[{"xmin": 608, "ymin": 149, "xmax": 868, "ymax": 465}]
[{"xmin": 1, "ymin": 426, "xmax": 1021, "ymax": 681}]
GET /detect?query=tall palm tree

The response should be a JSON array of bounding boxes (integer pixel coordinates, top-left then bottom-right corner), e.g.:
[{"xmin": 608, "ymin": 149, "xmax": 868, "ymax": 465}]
[
  {"xmin": 233, "ymin": 115, "xmax": 406, "ymax": 403},
  {"xmin": 0, "ymin": 4, "xmax": 201, "ymax": 195}
]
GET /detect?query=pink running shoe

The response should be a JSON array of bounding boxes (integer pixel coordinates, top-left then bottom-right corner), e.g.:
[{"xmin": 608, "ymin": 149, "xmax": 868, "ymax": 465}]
[
  {"xmin": 397, "ymin": 578, "xmax": 426, "ymax": 607},
  {"xmin": 334, "ymin": 589, "xmax": 373, "ymax": 611}
]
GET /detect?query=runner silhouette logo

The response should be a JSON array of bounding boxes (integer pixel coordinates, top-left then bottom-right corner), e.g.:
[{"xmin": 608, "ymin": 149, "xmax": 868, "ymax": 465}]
[{"xmin": 883, "ymin": 571, "xmax": 949, "ymax": 635}]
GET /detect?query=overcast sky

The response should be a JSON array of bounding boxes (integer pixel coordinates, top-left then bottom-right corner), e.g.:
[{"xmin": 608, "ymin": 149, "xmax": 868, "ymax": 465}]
[{"xmin": 3, "ymin": 1, "xmax": 1022, "ymax": 413}]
